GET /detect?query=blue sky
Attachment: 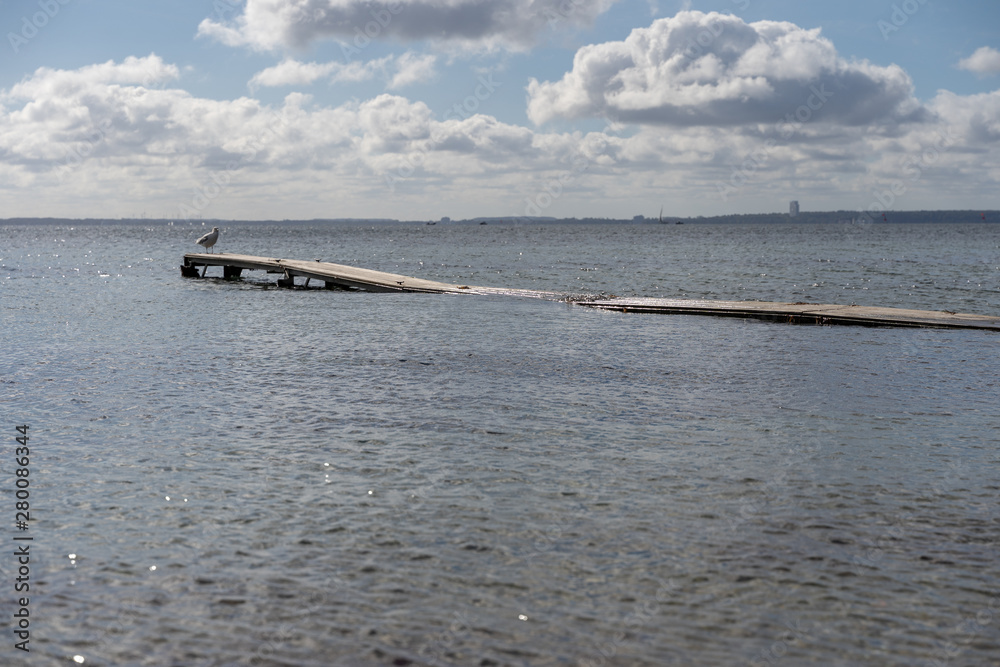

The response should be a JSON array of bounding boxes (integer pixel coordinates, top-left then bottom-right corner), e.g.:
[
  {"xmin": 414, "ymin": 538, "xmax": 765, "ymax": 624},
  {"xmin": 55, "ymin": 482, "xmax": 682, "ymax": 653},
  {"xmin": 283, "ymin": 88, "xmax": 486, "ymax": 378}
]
[{"xmin": 1, "ymin": 0, "xmax": 998, "ymax": 220}]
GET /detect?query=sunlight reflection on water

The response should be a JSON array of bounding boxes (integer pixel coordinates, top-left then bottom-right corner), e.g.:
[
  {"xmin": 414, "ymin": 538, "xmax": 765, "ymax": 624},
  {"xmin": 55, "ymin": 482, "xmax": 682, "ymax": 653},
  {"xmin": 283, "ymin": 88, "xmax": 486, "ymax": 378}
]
[{"xmin": 4, "ymin": 221, "xmax": 999, "ymax": 666}]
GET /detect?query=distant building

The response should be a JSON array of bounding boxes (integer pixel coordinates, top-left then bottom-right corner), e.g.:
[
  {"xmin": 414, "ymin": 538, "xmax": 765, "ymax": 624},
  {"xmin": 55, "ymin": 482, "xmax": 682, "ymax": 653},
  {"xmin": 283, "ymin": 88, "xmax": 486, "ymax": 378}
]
[
  {"xmin": 789, "ymin": 201, "xmax": 799, "ymax": 217},
  {"xmin": 440, "ymin": 216, "xmax": 451, "ymax": 223}
]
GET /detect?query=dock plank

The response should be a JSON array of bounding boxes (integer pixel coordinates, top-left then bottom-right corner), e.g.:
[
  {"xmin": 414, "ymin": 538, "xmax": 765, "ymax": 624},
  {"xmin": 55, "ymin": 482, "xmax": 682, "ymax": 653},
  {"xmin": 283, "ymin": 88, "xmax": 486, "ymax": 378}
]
[{"xmin": 577, "ymin": 298, "xmax": 1000, "ymax": 331}]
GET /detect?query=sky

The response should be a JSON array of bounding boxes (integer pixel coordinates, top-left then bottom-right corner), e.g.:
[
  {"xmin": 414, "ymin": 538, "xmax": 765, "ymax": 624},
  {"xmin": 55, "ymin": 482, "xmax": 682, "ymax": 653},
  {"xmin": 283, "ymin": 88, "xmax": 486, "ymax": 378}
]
[{"xmin": 1, "ymin": 0, "xmax": 999, "ymax": 221}]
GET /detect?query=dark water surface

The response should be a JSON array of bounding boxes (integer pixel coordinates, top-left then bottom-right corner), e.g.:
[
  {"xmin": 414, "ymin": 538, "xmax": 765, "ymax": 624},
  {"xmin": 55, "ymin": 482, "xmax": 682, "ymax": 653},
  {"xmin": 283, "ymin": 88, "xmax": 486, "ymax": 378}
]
[{"xmin": 2, "ymin": 222, "xmax": 998, "ymax": 666}]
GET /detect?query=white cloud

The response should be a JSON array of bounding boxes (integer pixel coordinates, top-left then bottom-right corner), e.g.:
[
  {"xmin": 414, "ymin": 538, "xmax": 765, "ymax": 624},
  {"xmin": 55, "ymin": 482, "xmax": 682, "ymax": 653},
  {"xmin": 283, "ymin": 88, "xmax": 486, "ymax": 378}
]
[
  {"xmin": 197, "ymin": 0, "xmax": 620, "ymax": 53},
  {"xmin": 928, "ymin": 89, "xmax": 1000, "ymax": 145},
  {"xmin": 1, "ymin": 53, "xmax": 998, "ymax": 220},
  {"xmin": 388, "ymin": 52, "xmax": 437, "ymax": 89},
  {"xmin": 248, "ymin": 57, "xmax": 389, "ymax": 91},
  {"xmin": 958, "ymin": 46, "xmax": 1000, "ymax": 75},
  {"xmin": 7, "ymin": 53, "xmax": 178, "ymax": 100},
  {"xmin": 248, "ymin": 52, "xmax": 436, "ymax": 92},
  {"xmin": 0, "ymin": 56, "xmax": 568, "ymax": 217},
  {"xmin": 526, "ymin": 11, "xmax": 926, "ymax": 128},
  {"xmin": 248, "ymin": 58, "xmax": 340, "ymax": 89}
]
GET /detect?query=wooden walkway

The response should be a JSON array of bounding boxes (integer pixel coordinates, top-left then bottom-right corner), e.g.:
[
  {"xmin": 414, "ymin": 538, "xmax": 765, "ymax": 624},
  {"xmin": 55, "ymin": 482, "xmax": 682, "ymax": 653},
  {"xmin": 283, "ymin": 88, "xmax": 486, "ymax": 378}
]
[
  {"xmin": 577, "ymin": 297, "xmax": 1000, "ymax": 331},
  {"xmin": 181, "ymin": 253, "xmax": 1000, "ymax": 330},
  {"xmin": 183, "ymin": 252, "xmax": 460, "ymax": 292},
  {"xmin": 181, "ymin": 253, "xmax": 559, "ymax": 298}
]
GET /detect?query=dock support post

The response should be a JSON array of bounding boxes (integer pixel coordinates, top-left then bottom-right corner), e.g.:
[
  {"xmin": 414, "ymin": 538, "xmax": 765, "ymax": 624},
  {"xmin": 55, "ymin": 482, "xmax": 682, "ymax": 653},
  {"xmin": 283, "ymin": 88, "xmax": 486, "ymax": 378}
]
[
  {"xmin": 180, "ymin": 263, "xmax": 200, "ymax": 278},
  {"xmin": 277, "ymin": 270, "xmax": 295, "ymax": 288},
  {"xmin": 201, "ymin": 264, "xmax": 207, "ymax": 278},
  {"xmin": 223, "ymin": 265, "xmax": 243, "ymax": 280}
]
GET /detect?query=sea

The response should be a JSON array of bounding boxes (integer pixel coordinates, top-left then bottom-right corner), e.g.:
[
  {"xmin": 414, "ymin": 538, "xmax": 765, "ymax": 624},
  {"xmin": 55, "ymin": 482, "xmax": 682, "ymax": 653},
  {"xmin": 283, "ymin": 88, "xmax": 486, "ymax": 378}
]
[{"xmin": 2, "ymin": 220, "xmax": 998, "ymax": 666}]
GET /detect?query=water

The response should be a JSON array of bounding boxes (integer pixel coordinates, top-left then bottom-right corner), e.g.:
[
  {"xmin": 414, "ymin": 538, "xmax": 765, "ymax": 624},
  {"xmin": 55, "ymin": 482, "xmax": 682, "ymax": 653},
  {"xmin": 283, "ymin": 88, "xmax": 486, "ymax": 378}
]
[{"xmin": 2, "ymin": 221, "xmax": 998, "ymax": 666}]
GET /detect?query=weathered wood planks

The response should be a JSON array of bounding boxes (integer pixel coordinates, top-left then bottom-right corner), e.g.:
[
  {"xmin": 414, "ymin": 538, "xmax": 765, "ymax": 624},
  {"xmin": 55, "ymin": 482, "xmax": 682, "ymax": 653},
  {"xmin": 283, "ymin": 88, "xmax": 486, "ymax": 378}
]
[
  {"xmin": 182, "ymin": 253, "xmax": 1000, "ymax": 330},
  {"xmin": 576, "ymin": 297, "xmax": 1000, "ymax": 330},
  {"xmin": 183, "ymin": 253, "xmax": 463, "ymax": 293}
]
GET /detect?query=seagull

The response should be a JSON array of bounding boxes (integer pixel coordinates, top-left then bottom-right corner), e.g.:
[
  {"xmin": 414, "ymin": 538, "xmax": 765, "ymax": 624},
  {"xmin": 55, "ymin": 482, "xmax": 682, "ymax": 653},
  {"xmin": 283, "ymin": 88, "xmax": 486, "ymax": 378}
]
[{"xmin": 196, "ymin": 227, "xmax": 220, "ymax": 253}]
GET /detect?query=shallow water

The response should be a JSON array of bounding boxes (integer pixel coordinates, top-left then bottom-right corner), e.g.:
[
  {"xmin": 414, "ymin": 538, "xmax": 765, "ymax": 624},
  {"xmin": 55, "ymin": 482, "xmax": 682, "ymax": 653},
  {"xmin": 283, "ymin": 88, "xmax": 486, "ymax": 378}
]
[{"xmin": 2, "ymin": 221, "xmax": 998, "ymax": 665}]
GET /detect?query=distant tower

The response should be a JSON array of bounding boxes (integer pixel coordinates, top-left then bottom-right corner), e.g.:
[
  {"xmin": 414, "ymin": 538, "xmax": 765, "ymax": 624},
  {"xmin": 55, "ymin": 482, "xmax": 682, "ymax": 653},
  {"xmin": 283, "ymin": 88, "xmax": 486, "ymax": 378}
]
[{"xmin": 789, "ymin": 201, "xmax": 799, "ymax": 217}]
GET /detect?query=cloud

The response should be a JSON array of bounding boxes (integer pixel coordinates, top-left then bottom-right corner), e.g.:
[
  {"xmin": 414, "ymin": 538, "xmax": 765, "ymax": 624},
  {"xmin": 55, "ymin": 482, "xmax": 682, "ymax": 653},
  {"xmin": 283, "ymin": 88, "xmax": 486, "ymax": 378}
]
[
  {"xmin": 388, "ymin": 52, "xmax": 437, "ymax": 89},
  {"xmin": 526, "ymin": 11, "xmax": 926, "ymax": 128},
  {"xmin": 248, "ymin": 52, "xmax": 437, "ymax": 91},
  {"xmin": 958, "ymin": 46, "xmax": 1000, "ymax": 75},
  {"xmin": 1, "ymin": 55, "xmax": 344, "ymax": 172},
  {"xmin": 2, "ymin": 54, "xmax": 998, "ymax": 220},
  {"xmin": 0, "ymin": 54, "xmax": 182, "ymax": 167},
  {"xmin": 248, "ymin": 58, "xmax": 341, "ymax": 89},
  {"xmin": 0, "ymin": 55, "xmax": 562, "ymax": 217},
  {"xmin": 197, "ymin": 0, "xmax": 620, "ymax": 52},
  {"xmin": 7, "ymin": 54, "xmax": 178, "ymax": 99},
  {"xmin": 928, "ymin": 89, "xmax": 1000, "ymax": 145}
]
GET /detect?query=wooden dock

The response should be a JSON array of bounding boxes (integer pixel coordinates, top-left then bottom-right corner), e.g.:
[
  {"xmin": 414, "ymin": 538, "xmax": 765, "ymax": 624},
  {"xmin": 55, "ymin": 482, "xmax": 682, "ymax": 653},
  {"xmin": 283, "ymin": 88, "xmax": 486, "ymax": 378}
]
[
  {"xmin": 181, "ymin": 253, "xmax": 559, "ymax": 298},
  {"xmin": 576, "ymin": 297, "xmax": 1000, "ymax": 331},
  {"xmin": 183, "ymin": 252, "xmax": 462, "ymax": 292},
  {"xmin": 181, "ymin": 253, "xmax": 1000, "ymax": 330}
]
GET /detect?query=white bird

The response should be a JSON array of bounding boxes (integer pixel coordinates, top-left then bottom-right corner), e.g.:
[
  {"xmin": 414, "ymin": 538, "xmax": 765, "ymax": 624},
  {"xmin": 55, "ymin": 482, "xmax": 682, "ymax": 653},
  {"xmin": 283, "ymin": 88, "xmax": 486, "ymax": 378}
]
[{"xmin": 196, "ymin": 227, "xmax": 220, "ymax": 253}]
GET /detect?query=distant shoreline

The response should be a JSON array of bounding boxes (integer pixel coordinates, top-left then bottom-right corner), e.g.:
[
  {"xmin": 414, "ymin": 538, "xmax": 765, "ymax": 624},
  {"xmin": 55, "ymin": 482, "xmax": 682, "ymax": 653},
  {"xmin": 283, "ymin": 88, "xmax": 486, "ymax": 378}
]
[{"xmin": 2, "ymin": 210, "xmax": 997, "ymax": 226}]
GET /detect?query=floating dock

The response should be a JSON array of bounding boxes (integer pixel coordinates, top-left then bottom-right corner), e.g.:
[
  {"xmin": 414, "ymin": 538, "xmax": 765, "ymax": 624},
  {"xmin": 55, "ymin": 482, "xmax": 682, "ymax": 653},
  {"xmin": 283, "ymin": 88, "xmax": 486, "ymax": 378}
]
[
  {"xmin": 183, "ymin": 252, "xmax": 460, "ymax": 292},
  {"xmin": 181, "ymin": 253, "xmax": 558, "ymax": 298},
  {"xmin": 575, "ymin": 297, "xmax": 1000, "ymax": 331},
  {"xmin": 181, "ymin": 253, "xmax": 1000, "ymax": 331}
]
